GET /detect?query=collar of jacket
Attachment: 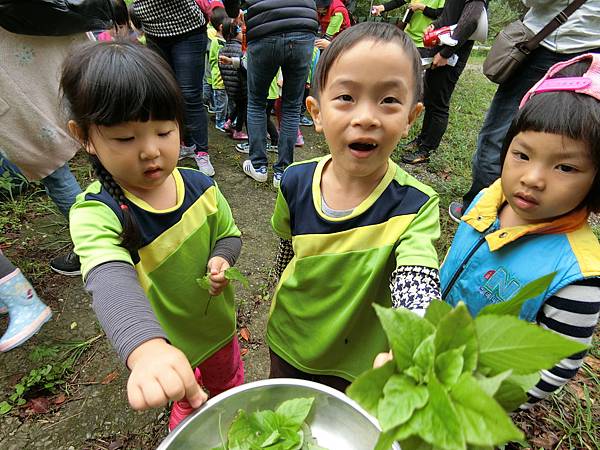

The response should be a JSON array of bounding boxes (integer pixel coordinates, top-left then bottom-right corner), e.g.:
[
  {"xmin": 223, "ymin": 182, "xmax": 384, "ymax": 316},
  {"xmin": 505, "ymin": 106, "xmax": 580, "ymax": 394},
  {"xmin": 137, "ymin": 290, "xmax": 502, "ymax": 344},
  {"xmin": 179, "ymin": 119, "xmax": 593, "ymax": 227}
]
[{"xmin": 462, "ymin": 179, "xmax": 589, "ymax": 252}]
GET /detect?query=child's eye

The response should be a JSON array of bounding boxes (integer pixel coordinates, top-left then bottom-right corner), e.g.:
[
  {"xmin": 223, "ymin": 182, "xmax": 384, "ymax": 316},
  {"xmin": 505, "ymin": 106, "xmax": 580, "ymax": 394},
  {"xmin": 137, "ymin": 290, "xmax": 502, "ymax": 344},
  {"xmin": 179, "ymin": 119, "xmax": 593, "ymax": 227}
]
[
  {"xmin": 336, "ymin": 94, "xmax": 353, "ymax": 102},
  {"xmin": 512, "ymin": 151, "xmax": 528, "ymax": 161},
  {"xmin": 115, "ymin": 137, "xmax": 134, "ymax": 142},
  {"xmin": 557, "ymin": 164, "xmax": 576, "ymax": 173},
  {"xmin": 382, "ymin": 97, "xmax": 400, "ymax": 104},
  {"xmin": 158, "ymin": 130, "xmax": 173, "ymax": 137}
]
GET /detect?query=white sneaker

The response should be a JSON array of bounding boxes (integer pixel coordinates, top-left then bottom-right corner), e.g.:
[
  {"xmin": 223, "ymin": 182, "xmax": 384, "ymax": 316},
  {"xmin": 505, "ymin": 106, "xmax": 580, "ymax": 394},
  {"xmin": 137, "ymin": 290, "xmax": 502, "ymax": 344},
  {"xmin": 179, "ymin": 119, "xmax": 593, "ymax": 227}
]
[
  {"xmin": 268, "ymin": 144, "xmax": 279, "ymax": 153},
  {"xmin": 235, "ymin": 142, "xmax": 249, "ymax": 154},
  {"xmin": 194, "ymin": 152, "xmax": 215, "ymax": 177},
  {"xmin": 242, "ymin": 160, "xmax": 267, "ymax": 183},
  {"xmin": 273, "ymin": 172, "xmax": 282, "ymax": 189}
]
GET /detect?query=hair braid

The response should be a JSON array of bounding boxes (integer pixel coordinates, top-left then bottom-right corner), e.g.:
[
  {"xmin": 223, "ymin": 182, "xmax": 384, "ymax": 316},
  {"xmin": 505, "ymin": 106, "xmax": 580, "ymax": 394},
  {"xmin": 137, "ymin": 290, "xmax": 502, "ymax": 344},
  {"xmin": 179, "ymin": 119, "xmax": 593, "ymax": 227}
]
[{"xmin": 89, "ymin": 156, "xmax": 142, "ymax": 252}]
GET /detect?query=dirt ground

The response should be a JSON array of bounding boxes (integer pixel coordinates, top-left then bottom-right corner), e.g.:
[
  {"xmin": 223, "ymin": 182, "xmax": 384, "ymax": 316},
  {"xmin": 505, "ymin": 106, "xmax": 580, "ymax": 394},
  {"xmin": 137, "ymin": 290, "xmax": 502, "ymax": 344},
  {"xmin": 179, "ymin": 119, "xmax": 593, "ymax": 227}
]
[{"xmin": 0, "ymin": 125, "xmax": 326, "ymax": 450}]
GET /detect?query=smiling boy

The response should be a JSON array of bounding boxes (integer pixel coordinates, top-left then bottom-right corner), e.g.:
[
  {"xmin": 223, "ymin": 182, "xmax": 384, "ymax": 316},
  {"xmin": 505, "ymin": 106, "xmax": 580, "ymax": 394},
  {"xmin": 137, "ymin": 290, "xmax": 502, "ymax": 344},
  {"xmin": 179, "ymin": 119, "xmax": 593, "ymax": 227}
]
[{"xmin": 266, "ymin": 23, "xmax": 441, "ymax": 389}]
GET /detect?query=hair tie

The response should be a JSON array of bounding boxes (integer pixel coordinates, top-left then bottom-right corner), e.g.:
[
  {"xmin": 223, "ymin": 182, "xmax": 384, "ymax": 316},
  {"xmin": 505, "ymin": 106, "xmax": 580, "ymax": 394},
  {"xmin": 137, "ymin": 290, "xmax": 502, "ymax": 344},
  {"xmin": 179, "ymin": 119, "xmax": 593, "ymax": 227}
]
[{"xmin": 120, "ymin": 204, "xmax": 129, "ymax": 211}]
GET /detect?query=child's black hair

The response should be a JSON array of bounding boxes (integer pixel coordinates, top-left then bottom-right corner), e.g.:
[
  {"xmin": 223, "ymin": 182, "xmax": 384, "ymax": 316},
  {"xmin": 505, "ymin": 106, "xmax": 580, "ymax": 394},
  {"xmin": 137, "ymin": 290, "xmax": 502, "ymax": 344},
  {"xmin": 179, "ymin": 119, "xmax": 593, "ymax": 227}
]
[
  {"xmin": 210, "ymin": 7, "xmax": 228, "ymax": 31},
  {"xmin": 222, "ymin": 18, "xmax": 239, "ymax": 42},
  {"xmin": 113, "ymin": 0, "xmax": 129, "ymax": 27},
  {"xmin": 501, "ymin": 59, "xmax": 600, "ymax": 213},
  {"xmin": 127, "ymin": 3, "xmax": 142, "ymax": 31},
  {"xmin": 312, "ymin": 22, "xmax": 423, "ymax": 105},
  {"xmin": 60, "ymin": 41, "xmax": 185, "ymax": 252}
]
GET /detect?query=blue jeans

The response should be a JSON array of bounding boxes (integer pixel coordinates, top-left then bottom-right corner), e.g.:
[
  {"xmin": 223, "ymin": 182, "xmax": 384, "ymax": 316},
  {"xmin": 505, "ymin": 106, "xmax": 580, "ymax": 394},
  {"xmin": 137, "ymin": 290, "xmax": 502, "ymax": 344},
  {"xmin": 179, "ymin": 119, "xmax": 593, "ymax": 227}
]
[
  {"xmin": 148, "ymin": 29, "xmax": 209, "ymax": 152},
  {"xmin": 462, "ymin": 46, "xmax": 600, "ymax": 208},
  {"xmin": 246, "ymin": 32, "xmax": 315, "ymax": 174},
  {"xmin": 213, "ymin": 89, "xmax": 228, "ymax": 129},
  {"xmin": 0, "ymin": 158, "xmax": 80, "ymax": 218}
]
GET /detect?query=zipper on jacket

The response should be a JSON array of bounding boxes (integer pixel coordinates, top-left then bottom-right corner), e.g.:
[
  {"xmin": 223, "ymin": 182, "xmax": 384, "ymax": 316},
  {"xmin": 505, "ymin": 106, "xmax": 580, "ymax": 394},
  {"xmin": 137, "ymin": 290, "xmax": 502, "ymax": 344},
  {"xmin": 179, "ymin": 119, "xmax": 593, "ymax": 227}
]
[{"xmin": 442, "ymin": 234, "xmax": 488, "ymax": 299}]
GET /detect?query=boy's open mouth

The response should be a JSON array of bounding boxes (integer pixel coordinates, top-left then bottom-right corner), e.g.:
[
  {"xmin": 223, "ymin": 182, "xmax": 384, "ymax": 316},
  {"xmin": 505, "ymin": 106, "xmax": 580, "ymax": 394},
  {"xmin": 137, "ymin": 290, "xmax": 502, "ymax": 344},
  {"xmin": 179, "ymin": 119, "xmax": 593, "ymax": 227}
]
[{"xmin": 349, "ymin": 142, "xmax": 378, "ymax": 152}]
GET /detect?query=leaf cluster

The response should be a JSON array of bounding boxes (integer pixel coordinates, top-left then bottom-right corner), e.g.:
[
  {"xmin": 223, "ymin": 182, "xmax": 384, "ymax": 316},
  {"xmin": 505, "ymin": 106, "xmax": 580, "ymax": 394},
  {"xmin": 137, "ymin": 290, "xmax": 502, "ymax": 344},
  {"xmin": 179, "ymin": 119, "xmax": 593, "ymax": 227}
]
[
  {"xmin": 347, "ymin": 275, "xmax": 588, "ymax": 450},
  {"xmin": 196, "ymin": 267, "xmax": 250, "ymax": 290},
  {"xmin": 212, "ymin": 397, "xmax": 327, "ymax": 450}
]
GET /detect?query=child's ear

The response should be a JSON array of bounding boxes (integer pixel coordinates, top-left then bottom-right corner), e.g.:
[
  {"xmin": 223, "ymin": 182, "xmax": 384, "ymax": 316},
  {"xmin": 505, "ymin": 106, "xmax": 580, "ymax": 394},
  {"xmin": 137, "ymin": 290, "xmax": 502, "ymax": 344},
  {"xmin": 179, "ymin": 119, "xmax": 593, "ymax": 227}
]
[
  {"xmin": 68, "ymin": 120, "xmax": 95, "ymax": 155},
  {"xmin": 306, "ymin": 96, "xmax": 323, "ymax": 133},
  {"xmin": 402, "ymin": 102, "xmax": 424, "ymax": 137}
]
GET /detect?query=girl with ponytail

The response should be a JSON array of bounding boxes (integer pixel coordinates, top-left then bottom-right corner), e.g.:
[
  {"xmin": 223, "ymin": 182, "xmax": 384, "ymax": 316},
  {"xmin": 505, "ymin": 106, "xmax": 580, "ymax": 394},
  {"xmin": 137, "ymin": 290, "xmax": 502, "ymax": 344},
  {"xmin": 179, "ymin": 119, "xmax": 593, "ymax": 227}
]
[{"xmin": 62, "ymin": 41, "xmax": 244, "ymax": 431}]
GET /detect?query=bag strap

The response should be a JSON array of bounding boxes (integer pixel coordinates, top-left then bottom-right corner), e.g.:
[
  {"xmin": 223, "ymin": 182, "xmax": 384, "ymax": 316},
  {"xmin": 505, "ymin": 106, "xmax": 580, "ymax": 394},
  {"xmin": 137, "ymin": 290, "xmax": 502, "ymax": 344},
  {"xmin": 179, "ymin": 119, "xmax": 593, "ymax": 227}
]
[{"xmin": 522, "ymin": 0, "xmax": 589, "ymax": 53}]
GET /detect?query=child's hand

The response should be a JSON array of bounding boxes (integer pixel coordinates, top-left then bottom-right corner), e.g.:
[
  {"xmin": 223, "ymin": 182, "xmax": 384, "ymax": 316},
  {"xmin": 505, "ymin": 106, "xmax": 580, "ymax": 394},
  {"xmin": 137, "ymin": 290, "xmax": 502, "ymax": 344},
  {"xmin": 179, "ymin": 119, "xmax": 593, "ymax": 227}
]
[
  {"xmin": 126, "ymin": 338, "xmax": 208, "ymax": 410},
  {"xmin": 409, "ymin": 3, "xmax": 426, "ymax": 12},
  {"xmin": 315, "ymin": 38, "xmax": 331, "ymax": 50},
  {"xmin": 371, "ymin": 5, "xmax": 385, "ymax": 16},
  {"xmin": 207, "ymin": 256, "xmax": 230, "ymax": 296},
  {"xmin": 373, "ymin": 350, "xmax": 393, "ymax": 368},
  {"xmin": 219, "ymin": 55, "xmax": 233, "ymax": 65}
]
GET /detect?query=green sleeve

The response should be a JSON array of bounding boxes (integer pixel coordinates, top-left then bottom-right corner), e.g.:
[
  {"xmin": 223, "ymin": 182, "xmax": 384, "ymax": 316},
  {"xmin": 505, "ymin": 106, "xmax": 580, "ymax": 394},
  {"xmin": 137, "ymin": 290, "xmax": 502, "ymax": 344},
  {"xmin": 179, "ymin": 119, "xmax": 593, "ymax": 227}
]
[
  {"xmin": 209, "ymin": 38, "xmax": 223, "ymax": 88},
  {"xmin": 326, "ymin": 13, "xmax": 344, "ymax": 36},
  {"xmin": 271, "ymin": 189, "xmax": 292, "ymax": 240},
  {"xmin": 214, "ymin": 183, "xmax": 242, "ymax": 241},
  {"xmin": 69, "ymin": 191, "xmax": 133, "ymax": 280},
  {"xmin": 395, "ymin": 193, "xmax": 440, "ymax": 269}
]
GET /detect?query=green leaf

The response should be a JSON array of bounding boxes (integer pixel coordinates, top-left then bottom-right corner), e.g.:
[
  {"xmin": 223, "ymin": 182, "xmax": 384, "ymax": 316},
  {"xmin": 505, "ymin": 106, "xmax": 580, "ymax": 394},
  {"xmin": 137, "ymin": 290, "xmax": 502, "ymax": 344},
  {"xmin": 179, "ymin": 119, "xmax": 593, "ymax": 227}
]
[
  {"xmin": 374, "ymin": 429, "xmax": 398, "ymax": 450},
  {"xmin": 276, "ymin": 397, "xmax": 314, "ymax": 429},
  {"xmin": 196, "ymin": 274, "xmax": 211, "ymax": 290},
  {"xmin": 413, "ymin": 335, "xmax": 436, "ymax": 377},
  {"xmin": 412, "ymin": 375, "xmax": 465, "ymax": 449},
  {"xmin": 347, "ymin": 361, "xmax": 394, "ymax": 416},
  {"xmin": 261, "ymin": 430, "xmax": 281, "ymax": 447},
  {"xmin": 435, "ymin": 346, "xmax": 465, "ymax": 387},
  {"xmin": 378, "ymin": 374, "xmax": 429, "ymax": 431},
  {"xmin": 473, "ymin": 370, "xmax": 512, "ymax": 397},
  {"xmin": 404, "ymin": 366, "xmax": 424, "ymax": 384},
  {"xmin": 450, "ymin": 373, "xmax": 523, "ymax": 446},
  {"xmin": 225, "ymin": 267, "xmax": 250, "ymax": 288},
  {"xmin": 397, "ymin": 436, "xmax": 434, "ymax": 450},
  {"xmin": 374, "ymin": 304, "xmax": 435, "ymax": 372},
  {"xmin": 0, "ymin": 401, "xmax": 12, "ymax": 415},
  {"xmin": 424, "ymin": 300, "xmax": 452, "ymax": 327},
  {"xmin": 479, "ymin": 273, "xmax": 555, "ymax": 317},
  {"xmin": 493, "ymin": 373, "xmax": 539, "ymax": 412},
  {"xmin": 475, "ymin": 315, "xmax": 588, "ymax": 375},
  {"xmin": 434, "ymin": 303, "xmax": 478, "ymax": 373}
]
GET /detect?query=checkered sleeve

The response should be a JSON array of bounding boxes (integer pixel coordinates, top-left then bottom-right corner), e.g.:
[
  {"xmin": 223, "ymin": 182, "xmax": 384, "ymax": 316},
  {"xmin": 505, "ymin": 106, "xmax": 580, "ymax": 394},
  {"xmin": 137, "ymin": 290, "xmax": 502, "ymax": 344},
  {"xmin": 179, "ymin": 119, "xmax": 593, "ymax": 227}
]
[
  {"xmin": 133, "ymin": 0, "xmax": 205, "ymax": 37},
  {"xmin": 274, "ymin": 239, "xmax": 294, "ymax": 280},
  {"xmin": 390, "ymin": 266, "xmax": 441, "ymax": 316}
]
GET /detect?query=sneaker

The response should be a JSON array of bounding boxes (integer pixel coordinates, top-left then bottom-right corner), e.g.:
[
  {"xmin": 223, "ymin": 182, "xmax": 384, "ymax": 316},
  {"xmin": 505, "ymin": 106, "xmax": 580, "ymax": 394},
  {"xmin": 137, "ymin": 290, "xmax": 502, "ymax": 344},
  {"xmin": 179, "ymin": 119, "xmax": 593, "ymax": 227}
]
[
  {"xmin": 223, "ymin": 119, "xmax": 232, "ymax": 134},
  {"xmin": 235, "ymin": 142, "xmax": 249, "ymax": 154},
  {"xmin": 295, "ymin": 131, "xmax": 304, "ymax": 147},
  {"xmin": 178, "ymin": 144, "xmax": 196, "ymax": 160},
  {"xmin": 273, "ymin": 172, "xmax": 283, "ymax": 189},
  {"xmin": 268, "ymin": 144, "xmax": 279, "ymax": 153},
  {"xmin": 50, "ymin": 251, "xmax": 81, "ymax": 277},
  {"xmin": 206, "ymin": 104, "xmax": 215, "ymax": 115},
  {"xmin": 242, "ymin": 160, "xmax": 267, "ymax": 183},
  {"xmin": 448, "ymin": 201, "xmax": 464, "ymax": 223},
  {"xmin": 232, "ymin": 130, "xmax": 248, "ymax": 140},
  {"xmin": 401, "ymin": 147, "xmax": 430, "ymax": 165},
  {"xmin": 215, "ymin": 124, "xmax": 227, "ymax": 133},
  {"xmin": 299, "ymin": 115, "xmax": 313, "ymax": 127},
  {"xmin": 168, "ymin": 368, "xmax": 204, "ymax": 432},
  {"xmin": 194, "ymin": 152, "xmax": 215, "ymax": 177}
]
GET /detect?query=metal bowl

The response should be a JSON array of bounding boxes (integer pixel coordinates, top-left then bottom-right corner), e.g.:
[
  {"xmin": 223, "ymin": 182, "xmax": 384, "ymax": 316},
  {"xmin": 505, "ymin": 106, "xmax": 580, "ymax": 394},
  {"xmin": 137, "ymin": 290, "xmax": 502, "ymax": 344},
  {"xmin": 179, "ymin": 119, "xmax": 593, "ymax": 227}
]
[{"xmin": 157, "ymin": 378, "xmax": 394, "ymax": 450}]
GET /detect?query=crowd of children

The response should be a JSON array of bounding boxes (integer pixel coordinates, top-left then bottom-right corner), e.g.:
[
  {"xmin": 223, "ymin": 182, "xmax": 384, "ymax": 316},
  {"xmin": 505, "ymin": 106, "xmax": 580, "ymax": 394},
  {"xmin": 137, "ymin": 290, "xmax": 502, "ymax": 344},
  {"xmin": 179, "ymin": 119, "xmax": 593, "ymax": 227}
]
[{"xmin": 1, "ymin": 0, "xmax": 599, "ymax": 442}]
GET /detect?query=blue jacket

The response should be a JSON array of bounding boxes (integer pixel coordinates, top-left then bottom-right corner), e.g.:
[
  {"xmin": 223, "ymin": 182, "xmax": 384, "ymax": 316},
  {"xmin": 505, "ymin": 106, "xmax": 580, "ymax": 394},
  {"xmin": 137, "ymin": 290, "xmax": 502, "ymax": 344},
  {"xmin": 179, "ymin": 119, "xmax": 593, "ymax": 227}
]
[{"xmin": 441, "ymin": 180, "xmax": 600, "ymax": 321}]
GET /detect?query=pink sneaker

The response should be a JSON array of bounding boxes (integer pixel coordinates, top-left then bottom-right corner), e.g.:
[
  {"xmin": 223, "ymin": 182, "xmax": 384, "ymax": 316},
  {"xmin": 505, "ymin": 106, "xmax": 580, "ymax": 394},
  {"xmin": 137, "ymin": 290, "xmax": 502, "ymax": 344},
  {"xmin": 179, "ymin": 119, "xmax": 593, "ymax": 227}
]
[
  {"xmin": 232, "ymin": 130, "xmax": 248, "ymax": 140},
  {"xmin": 168, "ymin": 368, "xmax": 204, "ymax": 432},
  {"xmin": 295, "ymin": 129, "xmax": 304, "ymax": 147},
  {"xmin": 223, "ymin": 119, "xmax": 233, "ymax": 134}
]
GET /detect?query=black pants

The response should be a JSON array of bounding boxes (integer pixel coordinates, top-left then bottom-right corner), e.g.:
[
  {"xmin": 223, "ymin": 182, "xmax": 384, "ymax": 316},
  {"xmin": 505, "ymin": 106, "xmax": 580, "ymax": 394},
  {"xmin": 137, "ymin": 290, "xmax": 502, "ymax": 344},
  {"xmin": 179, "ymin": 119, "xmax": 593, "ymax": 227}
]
[
  {"xmin": 418, "ymin": 41, "xmax": 473, "ymax": 152},
  {"xmin": 269, "ymin": 349, "xmax": 351, "ymax": 393},
  {"xmin": 232, "ymin": 95, "xmax": 247, "ymax": 132},
  {"xmin": 266, "ymin": 98, "xmax": 279, "ymax": 145}
]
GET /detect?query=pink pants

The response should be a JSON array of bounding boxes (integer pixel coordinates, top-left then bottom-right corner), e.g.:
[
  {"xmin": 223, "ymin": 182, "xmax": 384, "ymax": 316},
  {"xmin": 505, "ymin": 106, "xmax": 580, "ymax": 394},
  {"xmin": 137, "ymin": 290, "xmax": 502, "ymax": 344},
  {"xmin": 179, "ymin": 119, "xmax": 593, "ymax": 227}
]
[{"xmin": 195, "ymin": 337, "xmax": 244, "ymax": 396}]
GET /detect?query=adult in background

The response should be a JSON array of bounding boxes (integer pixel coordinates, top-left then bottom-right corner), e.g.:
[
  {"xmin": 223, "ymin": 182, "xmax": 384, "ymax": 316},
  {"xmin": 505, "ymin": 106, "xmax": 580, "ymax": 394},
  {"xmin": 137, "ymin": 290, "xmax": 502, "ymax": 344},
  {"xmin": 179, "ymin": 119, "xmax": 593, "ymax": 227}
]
[
  {"xmin": 0, "ymin": 0, "xmax": 120, "ymax": 276},
  {"xmin": 132, "ymin": 0, "xmax": 214, "ymax": 176},
  {"xmin": 223, "ymin": 0, "xmax": 318, "ymax": 189},
  {"xmin": 449, "ymin": 0, "xmax": 600, "ymax": 221},
  {"xmin": 401, "ymin": 0, "xmax": 486, "ymax": 165}
]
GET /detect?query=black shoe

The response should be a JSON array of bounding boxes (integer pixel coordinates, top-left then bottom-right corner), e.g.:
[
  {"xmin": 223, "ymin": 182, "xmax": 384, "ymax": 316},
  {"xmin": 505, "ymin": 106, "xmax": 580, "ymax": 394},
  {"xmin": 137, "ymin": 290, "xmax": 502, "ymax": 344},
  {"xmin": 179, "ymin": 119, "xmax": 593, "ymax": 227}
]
[
  {"xmin": 50, "ymin": 251, "xmax": 81, "ymax": 277},
  {"xmin": 401, "ymin": 148, "xmax": 430, "ymax": 164},
  {"xmin": 448, "ymin": 201, "xmax": 464, "ymax": 223},
  {"xmin": 401, "ymin": 137, "xmax": 421, "ymax": 151}
]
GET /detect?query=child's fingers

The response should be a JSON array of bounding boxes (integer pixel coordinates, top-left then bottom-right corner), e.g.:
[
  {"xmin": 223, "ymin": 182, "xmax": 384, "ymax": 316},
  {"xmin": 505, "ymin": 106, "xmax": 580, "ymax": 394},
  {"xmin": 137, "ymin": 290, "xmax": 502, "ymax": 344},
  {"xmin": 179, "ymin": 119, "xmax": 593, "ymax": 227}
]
[
  {"xmin": 175, "ymin": 366, "xmax": 208, "ymax": 409},
  {"xmin": 127, "ymin": 380, "xmax": 147, "ymax": 410},
  {"xmin": 141, "ymin": 377, "xmax": 170, "ymax": 408},
  {"xmin": 159, "ymin": 370, "xmax": 188, "ymax": 402}
]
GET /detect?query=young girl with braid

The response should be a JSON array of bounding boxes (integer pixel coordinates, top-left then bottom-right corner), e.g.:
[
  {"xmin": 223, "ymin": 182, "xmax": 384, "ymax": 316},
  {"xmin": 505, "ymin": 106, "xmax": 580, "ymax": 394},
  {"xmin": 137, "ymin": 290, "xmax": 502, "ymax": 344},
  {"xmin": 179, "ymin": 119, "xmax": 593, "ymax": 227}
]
[{"xmin": 62, "ymin": 41, "xmax": 244, "ymax": 431}]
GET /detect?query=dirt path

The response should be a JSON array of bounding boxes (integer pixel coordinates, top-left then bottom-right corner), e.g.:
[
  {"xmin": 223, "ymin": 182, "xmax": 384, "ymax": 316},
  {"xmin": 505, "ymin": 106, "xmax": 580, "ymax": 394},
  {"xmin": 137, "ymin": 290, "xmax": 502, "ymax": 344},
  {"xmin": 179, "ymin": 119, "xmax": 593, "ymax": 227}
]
[{"xmin": 0, "ymin": 125, "xmax": 325, "ymax": 449}]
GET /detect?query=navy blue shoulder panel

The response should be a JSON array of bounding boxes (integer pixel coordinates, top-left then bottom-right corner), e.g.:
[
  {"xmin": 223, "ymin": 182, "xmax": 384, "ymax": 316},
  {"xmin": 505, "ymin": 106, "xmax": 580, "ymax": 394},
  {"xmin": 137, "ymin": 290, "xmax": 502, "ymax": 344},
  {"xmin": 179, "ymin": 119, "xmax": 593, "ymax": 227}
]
[
  {"xmin": 281, "ymin": 163, "xmax": 431, "ymax": 236},
  {"xmin": 84, "ymin": 169, "xmax": 215, "ymax": 263}
]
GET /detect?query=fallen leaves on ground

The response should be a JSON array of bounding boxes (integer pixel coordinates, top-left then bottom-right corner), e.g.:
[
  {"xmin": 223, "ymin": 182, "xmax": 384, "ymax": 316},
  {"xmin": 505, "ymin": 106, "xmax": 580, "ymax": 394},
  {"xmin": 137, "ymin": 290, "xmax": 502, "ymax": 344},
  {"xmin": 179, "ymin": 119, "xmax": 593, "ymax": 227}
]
[
  {"xmin": 240, "ymin": 348, "xmax": 249, "ymax": 356},
  {"xmin": 27, "ymin": 397, "xmax": 50, "ymax": 414},
  {"xmin": 239, "ymin": 327, "xmax": 250, "ymax": 341},
  {"xmin": 100, "ymin": 370, "xmax": 119, "ymax": 385}
]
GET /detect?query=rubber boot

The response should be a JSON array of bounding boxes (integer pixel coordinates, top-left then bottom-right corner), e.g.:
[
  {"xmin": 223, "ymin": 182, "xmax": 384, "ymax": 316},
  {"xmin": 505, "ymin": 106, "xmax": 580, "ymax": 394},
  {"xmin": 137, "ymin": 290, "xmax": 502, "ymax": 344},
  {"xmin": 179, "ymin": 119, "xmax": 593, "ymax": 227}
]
[{"xmin": 0, "ymin": 269, "xmax": 52, "ymax": 352}]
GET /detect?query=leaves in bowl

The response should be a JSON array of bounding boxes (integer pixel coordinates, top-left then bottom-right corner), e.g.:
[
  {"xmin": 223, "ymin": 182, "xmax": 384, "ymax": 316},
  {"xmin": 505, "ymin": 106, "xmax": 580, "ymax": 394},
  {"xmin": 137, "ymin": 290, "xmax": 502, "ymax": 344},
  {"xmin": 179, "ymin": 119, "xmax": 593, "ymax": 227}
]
[{"xmin": 212, "ymin": 397, "xmax": 328, "ymax": 450}]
